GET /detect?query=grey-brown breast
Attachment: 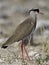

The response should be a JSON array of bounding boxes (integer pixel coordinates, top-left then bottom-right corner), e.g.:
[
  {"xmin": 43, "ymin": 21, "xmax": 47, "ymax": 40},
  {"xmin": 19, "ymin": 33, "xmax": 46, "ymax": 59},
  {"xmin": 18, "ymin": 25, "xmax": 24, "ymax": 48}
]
[{"xmin": 3, "ymin": 17, "xmax": 35, "ymax": 46}]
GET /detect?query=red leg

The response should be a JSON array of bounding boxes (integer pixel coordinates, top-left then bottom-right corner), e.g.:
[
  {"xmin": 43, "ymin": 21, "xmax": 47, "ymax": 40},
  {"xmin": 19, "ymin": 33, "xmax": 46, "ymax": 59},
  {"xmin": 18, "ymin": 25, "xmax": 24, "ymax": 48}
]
[
  {"xmin": 21, "ymin": 40, "xmax": 24, "ymax": 61},
  {"xmin": 23, "ymin": 41, "xmax": 30, "ymax": 61},
  {"xmin": 21, "ymin": 40, "xmax": 30, "ymax": 61}
]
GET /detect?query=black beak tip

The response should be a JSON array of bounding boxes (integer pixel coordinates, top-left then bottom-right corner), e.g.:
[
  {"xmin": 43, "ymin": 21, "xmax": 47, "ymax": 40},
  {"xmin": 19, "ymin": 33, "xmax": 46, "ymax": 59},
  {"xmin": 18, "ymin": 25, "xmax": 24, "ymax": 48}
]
[{"xmin": 1, "ymin": 45, "xmax": 8, "ymax": 49}]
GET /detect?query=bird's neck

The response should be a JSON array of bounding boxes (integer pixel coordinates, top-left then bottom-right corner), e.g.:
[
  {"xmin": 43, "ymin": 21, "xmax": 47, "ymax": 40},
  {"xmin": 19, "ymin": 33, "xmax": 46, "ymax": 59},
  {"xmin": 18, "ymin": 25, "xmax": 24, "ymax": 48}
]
[
  {"xmin": 34, "ymin": 13, "xmax": 37, "ymax": 28},
  {"xmin": 28, "ymin": 13, "xmax": 37, "ymax": 23},
  {"xmin": 35, "ymin": 13, "xmax": 37, "ymax": 23}
]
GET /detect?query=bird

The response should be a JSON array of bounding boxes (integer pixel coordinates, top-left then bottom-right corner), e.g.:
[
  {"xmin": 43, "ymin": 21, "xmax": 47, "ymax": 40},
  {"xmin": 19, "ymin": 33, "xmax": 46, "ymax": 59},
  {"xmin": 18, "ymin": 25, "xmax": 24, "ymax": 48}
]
[{"xmin": 1, "ymin": 8, "xmax": 43, "ymax": 61}]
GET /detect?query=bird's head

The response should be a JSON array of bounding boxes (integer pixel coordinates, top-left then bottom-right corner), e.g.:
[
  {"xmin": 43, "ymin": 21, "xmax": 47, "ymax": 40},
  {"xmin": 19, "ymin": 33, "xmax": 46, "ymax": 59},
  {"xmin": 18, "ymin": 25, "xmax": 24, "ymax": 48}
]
[{"xmin": 29, "ymin": 8, "xmax": 44, "ymax": 15}]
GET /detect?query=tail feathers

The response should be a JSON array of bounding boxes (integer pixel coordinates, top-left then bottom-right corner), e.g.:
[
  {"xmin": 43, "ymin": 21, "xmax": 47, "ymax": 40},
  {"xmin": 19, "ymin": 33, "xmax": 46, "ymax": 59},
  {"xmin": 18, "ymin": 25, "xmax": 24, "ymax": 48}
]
[{"xmin": 1, "ymin": 45, "xmax": 8, "ymax": 49}]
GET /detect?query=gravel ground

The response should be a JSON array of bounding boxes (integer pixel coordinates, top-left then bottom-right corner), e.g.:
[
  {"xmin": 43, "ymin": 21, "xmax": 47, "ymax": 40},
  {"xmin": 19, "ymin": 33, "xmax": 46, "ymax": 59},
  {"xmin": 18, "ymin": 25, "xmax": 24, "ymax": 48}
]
[{"xmin": 0, "ymin": 35, "xmax": 49, "ymax": 65}]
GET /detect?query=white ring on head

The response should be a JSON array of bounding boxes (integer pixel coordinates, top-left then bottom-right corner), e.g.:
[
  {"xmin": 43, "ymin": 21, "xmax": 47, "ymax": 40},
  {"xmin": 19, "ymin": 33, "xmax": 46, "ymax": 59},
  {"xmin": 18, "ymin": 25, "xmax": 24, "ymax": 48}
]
[{"xmin": 35, "ymin": 12, "xmax": 38, "ymax": 15}]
